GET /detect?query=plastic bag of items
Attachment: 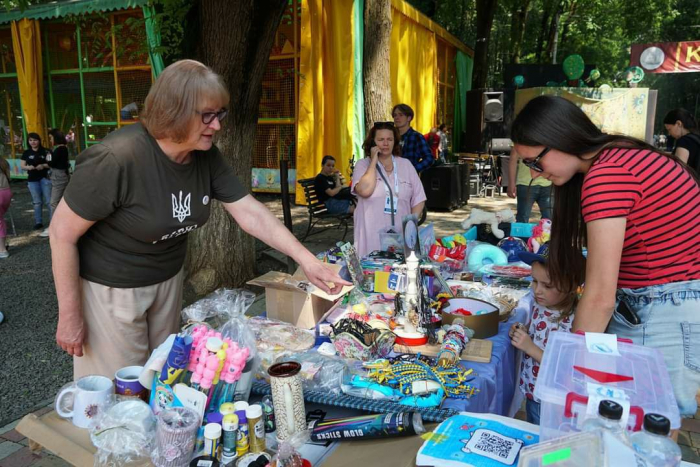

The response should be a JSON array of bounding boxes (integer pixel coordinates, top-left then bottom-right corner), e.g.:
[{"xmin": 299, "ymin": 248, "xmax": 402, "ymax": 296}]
[
  {"xmin": 184, "ymin": 288, "xmax": 261, "ymax": 402},
  {"xmin": 248, "ymin": 316, "xmax": 316, "ymax": 379},
  {"xmin": 181, "ymin": 288, "xmax": 256, "ymax": 330},
  {"xmin": 89, "ymin": 398, "xmax": 156, "ymax": 467},
  {"xmin": 269, "ymin": 430, "xmax": 311, "ymax": 467},
  {"xmin": 279, "ymin": 350, "xmax": 349, "ymax": 394}
]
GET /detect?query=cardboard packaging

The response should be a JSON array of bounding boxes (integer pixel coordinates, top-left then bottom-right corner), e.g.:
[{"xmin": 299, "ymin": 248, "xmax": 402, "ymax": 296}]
[
  {"xmin": 440, "ymin": 297, "xmax": 500, "ymax": 339},
  {"xmin": 247, "ymin": 264, "xmax": 353, "ymax": 329},
  {"xmin": 16, "ymin": 411, "xmax": 97, "ymax": 467}
]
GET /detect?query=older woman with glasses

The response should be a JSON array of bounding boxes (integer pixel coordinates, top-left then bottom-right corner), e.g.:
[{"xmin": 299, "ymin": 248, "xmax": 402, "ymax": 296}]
[
  {"xmin": 512, "ymin": 95, "xmax": 700, "ymax": 417},
  {"xmin": 49, "ymin": 60, "xmax": 348, "ymax": 379},
  {"xmin": 352, "ymin": 122, "xmax": 426, "ymax": 257}
]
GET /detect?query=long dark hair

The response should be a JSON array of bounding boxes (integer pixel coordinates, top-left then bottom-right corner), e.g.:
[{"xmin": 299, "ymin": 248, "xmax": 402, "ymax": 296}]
[
  {"xmin": 49, "ymin": 128, "xmax": 67, "ymax": 145},
  {"xmin": 362, "ymin": 124, "xmax": 402, "ymax": 158},
  {"xmin": 511, "ymin": 95, "xmax": 695, "ymax": 293},
  {"xmin": 663, "ymin": 108, "xmax": 699, "ymax": 135},
  {"xmin": 26, "ymin": 132, "xmax": 45, "ymax": 152}
]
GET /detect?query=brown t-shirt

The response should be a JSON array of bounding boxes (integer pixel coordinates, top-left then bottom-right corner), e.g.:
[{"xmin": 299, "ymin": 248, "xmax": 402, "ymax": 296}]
[{"xmin": 64, "ymin": 123, "xmax": 247, "ymax": 288}]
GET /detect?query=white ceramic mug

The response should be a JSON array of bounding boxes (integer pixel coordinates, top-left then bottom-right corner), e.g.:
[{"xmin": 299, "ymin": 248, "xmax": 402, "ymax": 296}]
[{"xmin": 55, "ymin": 375, "xmax": 114, "ymax": 428}]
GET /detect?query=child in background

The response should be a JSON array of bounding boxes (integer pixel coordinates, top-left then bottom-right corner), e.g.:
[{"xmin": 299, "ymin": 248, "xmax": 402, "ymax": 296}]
[{"xmin": 509, "ymin": 242, "xmax": 584, "ymax": 425}]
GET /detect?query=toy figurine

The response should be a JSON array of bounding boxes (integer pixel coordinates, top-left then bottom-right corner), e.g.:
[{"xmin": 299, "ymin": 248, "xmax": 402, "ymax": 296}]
[
  {"xmin": 527, "ymin": 219, "xmax": 552, "ymax": 253},
  {"xmin": 461, "ymin": 208, "xmax": 515, "ymax": 239}
]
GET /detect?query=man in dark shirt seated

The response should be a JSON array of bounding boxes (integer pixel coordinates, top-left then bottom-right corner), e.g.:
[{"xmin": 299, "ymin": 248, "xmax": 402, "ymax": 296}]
[{"xmin": 314, "ymin": 155, "xmax": 355, "ymax": 215}]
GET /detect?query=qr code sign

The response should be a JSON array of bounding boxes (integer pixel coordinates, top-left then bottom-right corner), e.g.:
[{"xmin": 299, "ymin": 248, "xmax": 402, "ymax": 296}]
[{"xmin": 461, "ymin": 429, "xmax": 524, "ymax": 465}]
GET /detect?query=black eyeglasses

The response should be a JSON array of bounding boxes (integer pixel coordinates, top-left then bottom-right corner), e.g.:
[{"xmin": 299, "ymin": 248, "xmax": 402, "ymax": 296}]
[
  {"xmin": 522, "ymin": 147, "xmax": 551, "ymax": 173},
  {"xmin": 198, "ymin": 108, "xmax": 228, "ymax": 125},
  {"xmin": 373, "ymin": 121, "xmax": 394, "ymax": 129}
]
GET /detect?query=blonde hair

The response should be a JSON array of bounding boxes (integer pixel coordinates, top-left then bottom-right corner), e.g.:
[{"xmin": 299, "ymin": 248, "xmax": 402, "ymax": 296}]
[{"xmin": 140, "ymin": 60, "xmax": 230, "ymax": 142}]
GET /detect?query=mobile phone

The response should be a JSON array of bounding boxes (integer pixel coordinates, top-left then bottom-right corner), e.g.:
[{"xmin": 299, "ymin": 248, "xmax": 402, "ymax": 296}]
[{"xmin": 616, "ymin": 300, "xmax": 640, "ymax": 325}]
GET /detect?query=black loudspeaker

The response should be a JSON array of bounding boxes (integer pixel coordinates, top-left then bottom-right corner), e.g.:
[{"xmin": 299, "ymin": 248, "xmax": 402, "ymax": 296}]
[
  {"xmin": 462, "ymin": 88, "xmax": 515, "ymax": 153},
  {"xmin": 483, "ymin": 92, "xmax": 504, "ymax": 122},
  {"xmin": 458, "ymin": 163, "xmax": 470, "ymax": 203},
  {"xmin": 421, "ymin": 164, "xmax": 461, "ymax": 211}
]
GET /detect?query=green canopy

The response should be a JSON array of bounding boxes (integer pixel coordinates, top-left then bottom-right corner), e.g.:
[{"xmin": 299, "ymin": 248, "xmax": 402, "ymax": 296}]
[
  {"xmin": 452, "ymin": 51, "xmax": 473, "ymax": 152},
  {"xmin": 0, "ymin": 0, "xmax": 149, "ymax": 24}
]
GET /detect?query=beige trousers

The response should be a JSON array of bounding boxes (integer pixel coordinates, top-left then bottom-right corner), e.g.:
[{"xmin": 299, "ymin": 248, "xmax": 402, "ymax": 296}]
[{"xmin": 74, "ymin": 269, "xmax": 184, "ymax": 380}]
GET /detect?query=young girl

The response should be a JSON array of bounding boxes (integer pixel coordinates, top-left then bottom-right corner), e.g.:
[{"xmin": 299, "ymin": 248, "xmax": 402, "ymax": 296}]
[{"xmin": 510, "ymin": 242, "xmax": 583, "ymax": 425}]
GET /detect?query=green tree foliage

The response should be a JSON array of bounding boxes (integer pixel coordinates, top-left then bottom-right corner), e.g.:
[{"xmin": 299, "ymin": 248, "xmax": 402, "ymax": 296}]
[{"xmin": 408, "ymin": 0, "xmax": 700, "ymax": 129}]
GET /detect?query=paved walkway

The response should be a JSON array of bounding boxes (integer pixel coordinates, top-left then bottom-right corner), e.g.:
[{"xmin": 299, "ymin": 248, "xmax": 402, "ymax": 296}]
[{"xmin": 3, "ymin": 191, "xmax": 698, "ymax": 465}]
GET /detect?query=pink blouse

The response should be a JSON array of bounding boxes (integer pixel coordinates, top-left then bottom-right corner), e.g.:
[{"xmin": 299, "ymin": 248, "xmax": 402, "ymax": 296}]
[{"xmin": 351, "ymin": 157, "xmax": 426, "ymax": 257}]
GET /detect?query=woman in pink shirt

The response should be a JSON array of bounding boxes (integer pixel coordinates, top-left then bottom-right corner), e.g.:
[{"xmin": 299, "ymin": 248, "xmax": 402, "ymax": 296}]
[{"xmin": 352, "ymin": 122, "xmax": 426, "ymax": 257}]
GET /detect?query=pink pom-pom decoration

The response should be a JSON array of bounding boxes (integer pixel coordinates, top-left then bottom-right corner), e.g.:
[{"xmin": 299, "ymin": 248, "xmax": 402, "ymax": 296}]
[{"xmin": 200, "ymin": 354, "xmax": 220, "ymax": 390}]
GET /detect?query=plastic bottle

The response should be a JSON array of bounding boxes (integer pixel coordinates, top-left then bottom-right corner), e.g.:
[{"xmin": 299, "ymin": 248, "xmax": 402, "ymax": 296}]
[
  {"xmin": 220, "ymin": 413, "xmax": 239, "ymax": 466},
  {"xmin": 581, "ymin": 400, "xmax": 624, "ymax": 433},
  {"xmin": 246, "ymin": 404, "xmax": 266, "ymax": 453},
  {"xmin": 220, "ymin": 402, "xmax": 236, "ymax": 416},
  {"xmin": 234, "ymin": 402, "xmax": 250, "ymax": 457},
  {"xmin": 203, "ymin": 423, "xmax": 222, "ymax": 459},
  {"xmin": 630, "ymin": 413, "xmax": 682, "ymax": 467},
  {"xmin": 261, "ymin": 395, "xmax": 276, "ymax": 434}
]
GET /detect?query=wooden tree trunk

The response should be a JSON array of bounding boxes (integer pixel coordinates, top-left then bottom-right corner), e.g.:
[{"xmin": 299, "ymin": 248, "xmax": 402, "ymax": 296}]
[
  {"xmin": 509, "ymin": 0, "xmax": 532, "ymax": 64},
  {"xmin": 545, "ymin": 0, "xmax": 563, "ymax": 63},
  {"xmin": 536, "ymin": 0, "xmax": 552, "ymax": 61},
  {"xmin": 472, "ymin": 0, "xmax": 499, "ymax": 89},
  {"xmin": 185, "ymin": 0, "xmax": 287, "ymax": 297},
  {"xmin": 559, "ymin": 1, "xmax": 579, "ymax": 54},
  {"xmin": 363, "ymin": 0, "xmax": 393, "ymax": 127}
]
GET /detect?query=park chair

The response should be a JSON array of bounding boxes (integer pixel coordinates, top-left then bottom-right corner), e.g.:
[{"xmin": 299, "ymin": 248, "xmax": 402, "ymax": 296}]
[{"xmin": 298, "ymin": 178, "xmax": 352, "ymax": 242}]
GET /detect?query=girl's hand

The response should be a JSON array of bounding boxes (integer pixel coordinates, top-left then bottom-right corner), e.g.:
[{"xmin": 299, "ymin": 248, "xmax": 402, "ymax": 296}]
[{"xmin": 510, "ymin": 325, "xmax": 535, "ymax": 353}]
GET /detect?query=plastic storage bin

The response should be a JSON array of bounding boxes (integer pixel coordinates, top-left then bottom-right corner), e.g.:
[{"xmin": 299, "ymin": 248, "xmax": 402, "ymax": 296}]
[
  {"xmin": 534, "ymin": 331, "xmax": 680, "ymax": 441},
  {"xmin": 518, "ymin": 431, "xmax": 603, "ymax": 467}
]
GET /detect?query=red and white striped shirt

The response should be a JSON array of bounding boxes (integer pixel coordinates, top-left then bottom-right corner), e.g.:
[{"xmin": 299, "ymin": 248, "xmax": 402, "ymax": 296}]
[{"xmin": 581, "ymin": 147, "xmax": 700, "ymax": 288}]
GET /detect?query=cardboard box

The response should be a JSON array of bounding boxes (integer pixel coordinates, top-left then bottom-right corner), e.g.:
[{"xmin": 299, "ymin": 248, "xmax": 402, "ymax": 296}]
[
  {"xmin": 247, "ymin": 264, "xmax": 353, "ymax": 329},
  {"xmin": 16, "ymin": 411, "xmax": 99, "ymax": 467}
]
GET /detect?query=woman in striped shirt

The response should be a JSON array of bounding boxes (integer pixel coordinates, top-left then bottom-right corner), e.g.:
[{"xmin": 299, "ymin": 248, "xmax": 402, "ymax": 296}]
[{"xmin": 511, "ymin": 95, "xmax": 700, "ymax": 417}]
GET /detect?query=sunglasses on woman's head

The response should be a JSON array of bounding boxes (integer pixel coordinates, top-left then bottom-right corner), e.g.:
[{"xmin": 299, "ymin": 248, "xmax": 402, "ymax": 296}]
[
  {"xmin": 373, "ymin": 121, "xmax": 395, "ymax": 129},
  {"xmin": 522, "ymin": 147, "xmax": 551, "ymax": 173},
  {"xmin": 199, "ymin": 108, "xmax": 228, "ymax": 125}
]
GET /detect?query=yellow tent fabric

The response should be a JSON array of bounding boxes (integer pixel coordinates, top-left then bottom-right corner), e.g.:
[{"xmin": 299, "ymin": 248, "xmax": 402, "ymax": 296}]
[
  {"xmin": 297, "ymin": 0, "xmax": 356, "ymax": 204},
  {"xmin": 11, "ymin": 19, "xmax": 47, "ymax": 144},
  {"xmin": 390, "ymin": 7, "xmax": 437, "ymax": 134}
]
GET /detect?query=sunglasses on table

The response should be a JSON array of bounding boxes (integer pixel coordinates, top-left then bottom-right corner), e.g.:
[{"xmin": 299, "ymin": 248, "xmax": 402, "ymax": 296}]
[
  {"xmin": 198, "ymin": 108, "xmax": 228, "ymax": 125},
  {"xmin": 521, "ymin": 147, "xmax": 551, "ymax": 173}
]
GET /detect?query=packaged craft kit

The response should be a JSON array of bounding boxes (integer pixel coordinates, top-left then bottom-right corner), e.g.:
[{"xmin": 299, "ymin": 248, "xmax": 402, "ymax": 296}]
[{"xmin": 14, "ymin": 221, "xmax": 685, "ymax": 467}]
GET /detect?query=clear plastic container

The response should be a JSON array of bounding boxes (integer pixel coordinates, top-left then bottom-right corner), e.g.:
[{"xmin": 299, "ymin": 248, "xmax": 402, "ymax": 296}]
[
  {"xmin": 534, "ymin": 331, "xmax": 680, "ymax": 440},
  {"xmin": 581, "ymin": 400, "xmax": 624, "ymax": 433},
  {"xmin": 518, "ymin": 430, "xmax": 604, "ymax": 467},
  {"xmin": 630, "ymin": 414, "xmax": 682, "ymax": 467}
]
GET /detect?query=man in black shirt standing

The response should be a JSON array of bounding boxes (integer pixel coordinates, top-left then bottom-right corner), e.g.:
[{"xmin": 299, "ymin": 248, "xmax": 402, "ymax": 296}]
[{"xmin": 314, "ymin": 155, "xmax": 355, "ymax": 215}]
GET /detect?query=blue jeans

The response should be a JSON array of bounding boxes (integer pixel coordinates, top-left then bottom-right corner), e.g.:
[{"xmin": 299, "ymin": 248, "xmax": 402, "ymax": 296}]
[
  {"xmin": 516, "ymin": 185, "xmax": 552, "ymax": 223},
  {"xmin": 324, "ymin": 197, "xmax": 351, "ymax": 215},
  {"xmin": 28, "ymin": 178, "xmax": 52, "ymax": 225},
  {"xmin": 608, "ymin": 280, "xmax": 700, "ymax": 417},
  {"xmin": 526, "ymin": 399, "xmax": 541, "ymax": 425}
]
